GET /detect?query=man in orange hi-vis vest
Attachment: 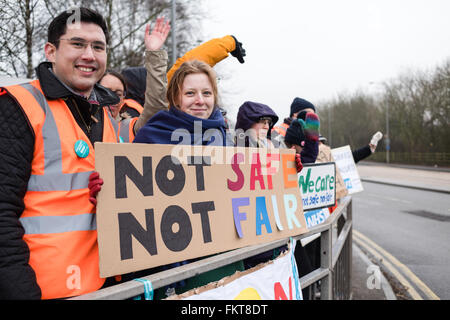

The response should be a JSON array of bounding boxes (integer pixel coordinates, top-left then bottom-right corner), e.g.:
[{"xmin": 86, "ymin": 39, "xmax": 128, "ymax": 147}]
[{"xmin": 0, "ymin": 7, "xmax": 170, "ymax": 300}]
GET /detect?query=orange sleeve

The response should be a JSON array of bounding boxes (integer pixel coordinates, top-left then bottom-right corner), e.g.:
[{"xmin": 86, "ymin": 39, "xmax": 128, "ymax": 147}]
[{"xmin": 167, "ymin": 35, "xmax": 236, "ymax": 83}]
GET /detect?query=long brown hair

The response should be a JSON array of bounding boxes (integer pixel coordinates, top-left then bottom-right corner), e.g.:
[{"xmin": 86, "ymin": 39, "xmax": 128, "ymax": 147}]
[{"xmin": 166, "ymin": 59, "xmax": 218, "ymax": 108}]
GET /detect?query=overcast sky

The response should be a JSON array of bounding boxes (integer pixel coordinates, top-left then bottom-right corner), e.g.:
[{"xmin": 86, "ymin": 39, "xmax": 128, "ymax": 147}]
[{"xmin": 200, "ymin": 0, "xmax": 450, "ymax": 122}]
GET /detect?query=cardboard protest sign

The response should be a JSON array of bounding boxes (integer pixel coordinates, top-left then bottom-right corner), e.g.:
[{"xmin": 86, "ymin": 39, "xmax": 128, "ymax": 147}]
[
  {"xmin": 315, "ymin": 143, "xmax": 348, "ymax": 199},
  {"xmin": 298, "ymin": 162, "xmax": 336, "ymax": 211},
  {"xmin": 331, "ymin": 145, "xmax": 364, "ymax": 194},
  {"xmin": 94, "ymin": 143, "xmax": 308, "ymax": 278},
  {"xmin": 169, "ymin": 241, "xmax": 302, "ymax": 300}
]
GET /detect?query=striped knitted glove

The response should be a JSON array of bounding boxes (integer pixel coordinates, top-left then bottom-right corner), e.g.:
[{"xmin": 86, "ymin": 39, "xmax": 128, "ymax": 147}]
[{"xmin": 299, "ymin": 112, "xmax": 320, "ymax": 142}]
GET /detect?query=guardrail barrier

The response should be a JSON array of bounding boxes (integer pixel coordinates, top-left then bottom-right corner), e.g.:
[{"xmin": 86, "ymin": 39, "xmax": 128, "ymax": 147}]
[{"xmin": 71, "ymin": 196, "xmax": 353, "ymax": 300}]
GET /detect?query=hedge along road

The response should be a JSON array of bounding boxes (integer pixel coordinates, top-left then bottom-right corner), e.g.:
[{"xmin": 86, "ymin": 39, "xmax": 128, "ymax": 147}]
[{"xmin": 351, "ymin": 173, "xmax": 450, "ymax": 299}]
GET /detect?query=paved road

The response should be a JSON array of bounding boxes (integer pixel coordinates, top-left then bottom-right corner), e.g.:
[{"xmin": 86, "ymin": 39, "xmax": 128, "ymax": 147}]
[{"xmin": 352, "ymin": 164, "xmax": 450, "ymax": 299}]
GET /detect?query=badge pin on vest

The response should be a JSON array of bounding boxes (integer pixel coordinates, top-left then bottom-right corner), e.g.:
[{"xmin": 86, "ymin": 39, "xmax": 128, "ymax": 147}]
[{"xmin": 74, "ymin": 140, "xmax": 90, "ymax": 158}]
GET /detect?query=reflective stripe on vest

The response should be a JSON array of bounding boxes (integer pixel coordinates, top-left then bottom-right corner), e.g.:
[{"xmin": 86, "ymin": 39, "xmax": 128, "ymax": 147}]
[
  {"xmin": 272, "ymin": 122, "xmax": 289, "ymax": 137},
  {"xmin": 20, "ymin": 213, "xmax": 97, "ymax": 234},
  {"xmin": 3, "ymin": 80, "xmax": 116, "ymax": 299},
  {"xmin": 105, "ymin": 107, "xmax": 120, "ymax": 138},
  {"xmin": 19, "ymin": 83, "xmax": 93, "ymax": 191},
  {"xmin": 118, "ymin": 117, "xmax": 138, "ymax": 143}
]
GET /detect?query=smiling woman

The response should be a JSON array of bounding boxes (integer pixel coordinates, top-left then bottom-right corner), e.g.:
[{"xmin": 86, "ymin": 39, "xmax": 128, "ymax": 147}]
[
  {"xmin": 178, "ymin": 73, "xmax": 215, "ymax": 119},
  {"xmin": 167, "ymin": 59, "xmax": 219, "ymax": 119},
  {"xmin": 133, "ymin": 59, "xmax": 231, "ymax": 146},
  {"xmin": 132, "ymin": 58, "xmax": 242, "ymax": 297}
]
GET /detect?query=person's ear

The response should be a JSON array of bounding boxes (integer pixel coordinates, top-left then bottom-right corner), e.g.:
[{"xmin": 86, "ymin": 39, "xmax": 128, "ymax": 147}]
[{"xmin": 44, "ymin": 42, "xmax": 57, "ymax": 62}]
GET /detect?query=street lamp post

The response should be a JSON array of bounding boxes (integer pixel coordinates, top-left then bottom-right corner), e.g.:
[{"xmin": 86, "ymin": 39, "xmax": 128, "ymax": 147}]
[
  {"xmin": 328, "ymin": 106, "xmax": 332, "ymax": 147},
  {"xmin": 369, "ymin": 81, "xmax": 390, "ymax": 164},
  {"xmin": 385, "ymin": 103, "xmax": 390, "ymax": 163},
  {"xmin": 171, "ymin": 0, "xmax": 177, "ymax": 65}
]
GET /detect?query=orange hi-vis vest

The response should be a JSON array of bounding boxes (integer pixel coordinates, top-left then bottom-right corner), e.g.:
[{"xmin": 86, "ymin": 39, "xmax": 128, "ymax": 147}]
[
  {"xmin": 116, "ymin": 99, "xmax": 143, "ymax": 143},
  {"xmin": 116, "ymin": 99, "xmax": 142, "ymax": 142},
  {"xmin": 122, "ymin": 98, "xmax": 144, "ymax": 114},
  {"xmin": 4, "ymin": 80, "xmax": 118, "ymax": 299},
  {"xmin": 272, "ymin": 122, "xmax": 289, "ymax": 137},
  {"xmin": 117, "ymin": 117, "xmax": 138, "ymax": 143}
]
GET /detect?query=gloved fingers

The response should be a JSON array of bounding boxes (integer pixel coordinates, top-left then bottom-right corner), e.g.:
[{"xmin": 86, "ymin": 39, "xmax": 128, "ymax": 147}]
[
  {"xmin": 284, "ymin": 119, "xmax": 307, "ymax": 148},
  {"xmin": 238, "ymin": 42, "xmax": 246, "ymax": 59},
  {"xmin": 295, "ymin": 153, "xmax": 303, "ymax": 173},
  {"xmin": 240, "ymin": 46, "xmax": 246, "ymax": 57},
  {"xmin": 297, "ymin": 119, "xmax": 306, "ymax": 128},
  {"xmin": 89, "ymin": 197, "xmax": 98, "ymax": 206},
  {"xmin": 89, "ymin": 183, "xmax": 102, "ymax": 197},
  {"xmin": 88, "ymin": 178, "xmax": 103, "ymax": 190},
  {"xmin": 305, "ymin": 112, "xmax": 320, "ymax": 124},
  {"xmin": 230, "ymin": 35, "xmax": 245, "ymax": 63},
  {"xmin": 89, "ymin": 171, "xmax": 100, "ymax": 181},
  {"xmin": 304, "ymin": 112, "xmax": 320, "ymax": 141},
  {"xmin": 235, "ymin": 48, "xmax": 245, "ymax": 63},
  {"xmin": 88, "ymin": 171, "xmax": 103, "ymax": 205},
  {"xmin": 370, "ymin": 131, "xmax": 383, "ymax": 146}
]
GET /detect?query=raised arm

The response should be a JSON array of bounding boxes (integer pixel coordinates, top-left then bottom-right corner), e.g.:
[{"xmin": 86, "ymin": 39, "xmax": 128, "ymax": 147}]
[
  {"xmin": 144, "ymin": 16, "xmax": 171, "ymax": 51},
  {"xmin": 134, "ymin": 17, "xmax": 171, "ymax": 134},
  {"xmin": 166, "ymin": 35, "xmax": 246, "ymax": 83}
]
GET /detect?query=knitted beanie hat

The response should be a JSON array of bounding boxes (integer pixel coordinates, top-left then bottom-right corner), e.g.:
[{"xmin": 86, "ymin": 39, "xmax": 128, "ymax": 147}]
[{"xmin": 290, "ymin": 97, "xmax": 316, "ymax": 117}]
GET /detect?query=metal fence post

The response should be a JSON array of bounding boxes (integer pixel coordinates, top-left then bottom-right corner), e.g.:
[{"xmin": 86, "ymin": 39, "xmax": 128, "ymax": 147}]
[
  {"xmin": 347, "ymin": 199, "xmax": 353, "ymax": 299},
  {"xmin": 320, "ymin": 225, "xmax": 332, "ymax": 300},
  {"xmin": 72, "ymin": 197, "xmax": 354, "ymax": 300}
]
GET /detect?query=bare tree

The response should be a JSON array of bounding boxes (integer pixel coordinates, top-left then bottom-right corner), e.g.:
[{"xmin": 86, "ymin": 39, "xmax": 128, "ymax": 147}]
[
  {"xmin": 317, "ymin": 92, "xmax": 383, "ymax": 149},
  {"xmin": 99, "ymin": 0, "xmax": 205, "ymax": 70},
  {"xmin": 319, "ymin": 58, "xmax": 450, "ymax": 156},
  {"xmin": 419, "ymin": 59, "xmax": 450, "ymax": 151},
  {"xmin": 0, "ymin": 0, "xmax": 205, "ymax": 77},
  {"xmin": 0, "ymin": 0, "xmax": 50, "ymax": 77}
]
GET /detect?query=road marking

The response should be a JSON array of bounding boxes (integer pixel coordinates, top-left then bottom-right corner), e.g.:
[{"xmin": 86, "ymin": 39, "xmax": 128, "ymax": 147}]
[
  {"xmin": 353, "ymin": 244, "xmax": 397, "ymax": 300},
  {"xmin": 354, "ymin": 230, "xmax": 440, "ymax": 300},
  {"xmin": 367, "ymin": 193, "xmax": 404, "ymax": 203},
  {"xmin": 353, "ymin": 232, "xmax": 422, "ymax": 300}
]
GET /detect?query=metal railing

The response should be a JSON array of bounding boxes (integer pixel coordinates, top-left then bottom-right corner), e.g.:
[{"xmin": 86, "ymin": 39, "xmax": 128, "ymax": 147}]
[
  {"xmin": 71, "ymin": 196, "xmax": 353, "ymax": 300},
  {"xmin": 369, "ymin": 152, "xmax": 450, "ymax": 167}
]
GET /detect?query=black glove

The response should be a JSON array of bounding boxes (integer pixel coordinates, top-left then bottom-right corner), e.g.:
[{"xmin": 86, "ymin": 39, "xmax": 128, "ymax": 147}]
[
  {"xmin": 230, "ymin": 35, "xmax": 246, "ymax": 63},
  {"xmin": 284, "ymin": 119, "xmax": 306, "ymax": 147}
]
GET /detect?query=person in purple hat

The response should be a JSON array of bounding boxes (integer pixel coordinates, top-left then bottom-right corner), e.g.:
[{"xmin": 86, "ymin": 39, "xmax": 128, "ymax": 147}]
[
  {"xmin": 234, "ymin": 101, "xmax": 279, "ymax": 148},
  {"xmin": 234, "ymin": 100, "xmax": 307, "ymax": 271}
]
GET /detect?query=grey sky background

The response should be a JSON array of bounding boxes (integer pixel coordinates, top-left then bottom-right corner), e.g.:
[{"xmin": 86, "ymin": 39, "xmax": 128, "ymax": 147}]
[{"xmin": 201, "ymin": 0, "xmax": 450, "ymax": 123}]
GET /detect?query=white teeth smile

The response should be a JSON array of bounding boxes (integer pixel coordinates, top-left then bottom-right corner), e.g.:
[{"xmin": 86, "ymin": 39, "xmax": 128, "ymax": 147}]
[{"xmin": 78, "ymin": 67, "xmax": 94, "ymax": 72}]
